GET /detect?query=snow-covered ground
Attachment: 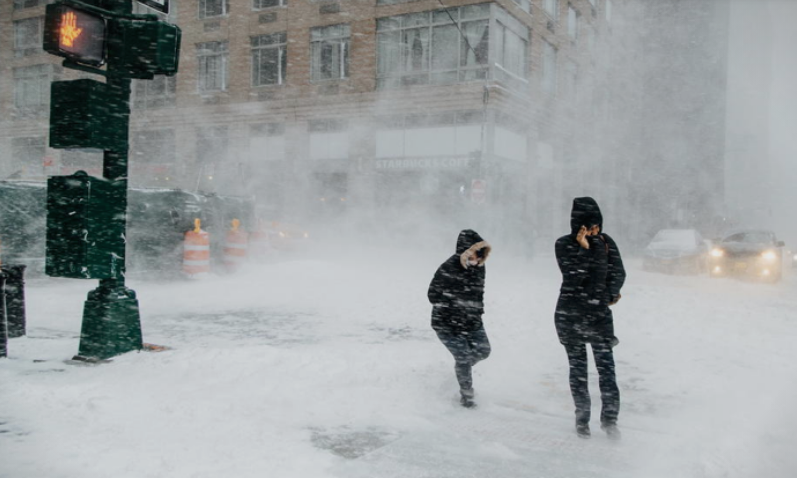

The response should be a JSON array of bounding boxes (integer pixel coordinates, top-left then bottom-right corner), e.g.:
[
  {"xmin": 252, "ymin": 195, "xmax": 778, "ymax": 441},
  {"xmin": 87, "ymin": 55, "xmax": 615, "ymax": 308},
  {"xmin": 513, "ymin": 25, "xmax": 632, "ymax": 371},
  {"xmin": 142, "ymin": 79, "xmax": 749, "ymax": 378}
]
[{"xmin": 2, "ymin": 244, "xmax": 796, "ymax": 478}]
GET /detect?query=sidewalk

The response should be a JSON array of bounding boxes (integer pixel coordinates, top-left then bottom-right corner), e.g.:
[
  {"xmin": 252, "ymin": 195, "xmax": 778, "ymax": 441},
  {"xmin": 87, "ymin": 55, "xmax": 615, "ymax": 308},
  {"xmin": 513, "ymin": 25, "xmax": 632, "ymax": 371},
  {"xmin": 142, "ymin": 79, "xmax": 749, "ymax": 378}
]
[{"xmin": 2, "ymin": 253, "xmax": 797, "ymax": 478}]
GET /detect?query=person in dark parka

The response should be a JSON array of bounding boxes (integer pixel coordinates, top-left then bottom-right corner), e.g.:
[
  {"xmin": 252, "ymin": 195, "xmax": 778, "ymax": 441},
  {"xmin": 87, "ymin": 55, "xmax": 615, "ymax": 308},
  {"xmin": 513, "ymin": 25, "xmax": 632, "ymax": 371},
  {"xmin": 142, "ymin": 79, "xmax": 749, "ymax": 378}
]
[
  {"xmin": 555, "ymin": 197, "xmax": 626, "ymax": 438},
  {"xmin": 428, "ymin": 229, "xmax": 492, "ymax": 408}
]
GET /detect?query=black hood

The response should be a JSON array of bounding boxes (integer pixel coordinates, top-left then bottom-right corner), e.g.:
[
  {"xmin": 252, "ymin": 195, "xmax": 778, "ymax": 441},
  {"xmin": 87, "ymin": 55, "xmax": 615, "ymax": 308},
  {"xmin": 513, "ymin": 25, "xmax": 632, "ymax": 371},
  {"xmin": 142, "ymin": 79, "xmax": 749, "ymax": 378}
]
[
  {"xmin": 570, "ymin": 197, "xmax": 603, "ymax": 234},
  {"xmin": 456, "ymin": 229, "xmax": 485, "ymax": 254}
]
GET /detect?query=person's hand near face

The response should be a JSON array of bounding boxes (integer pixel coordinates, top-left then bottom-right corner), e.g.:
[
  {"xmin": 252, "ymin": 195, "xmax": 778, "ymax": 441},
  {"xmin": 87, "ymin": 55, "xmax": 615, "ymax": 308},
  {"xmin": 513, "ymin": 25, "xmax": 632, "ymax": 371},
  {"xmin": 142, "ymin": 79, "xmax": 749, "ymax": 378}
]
[
  {"xmin": 576, "ymin": 225, "xmax": 601, "ymax": 249},
  {"xmin": 577, "ymin": 226, "xmax": 590, "ymax": 249}
]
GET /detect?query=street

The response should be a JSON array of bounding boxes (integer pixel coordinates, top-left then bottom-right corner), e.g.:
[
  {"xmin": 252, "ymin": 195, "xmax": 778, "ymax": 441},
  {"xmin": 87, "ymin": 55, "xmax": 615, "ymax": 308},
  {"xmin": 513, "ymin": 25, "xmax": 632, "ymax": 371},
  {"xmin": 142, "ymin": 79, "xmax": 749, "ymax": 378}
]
[{"xmin": 2, "ymin": 246, "xmax": 796, "ymax": 478}]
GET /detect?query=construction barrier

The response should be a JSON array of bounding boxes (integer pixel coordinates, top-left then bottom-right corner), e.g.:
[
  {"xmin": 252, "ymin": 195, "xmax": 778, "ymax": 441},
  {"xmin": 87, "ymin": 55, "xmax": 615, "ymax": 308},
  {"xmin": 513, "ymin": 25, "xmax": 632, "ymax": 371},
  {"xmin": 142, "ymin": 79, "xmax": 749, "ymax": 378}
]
[
  {"xmin": 223, "ymin": 219, "xmax": 249, "ymax": 272},
  {"xmin": 183, "ymin": 219, "xmax": 211, "ymax": 277}
]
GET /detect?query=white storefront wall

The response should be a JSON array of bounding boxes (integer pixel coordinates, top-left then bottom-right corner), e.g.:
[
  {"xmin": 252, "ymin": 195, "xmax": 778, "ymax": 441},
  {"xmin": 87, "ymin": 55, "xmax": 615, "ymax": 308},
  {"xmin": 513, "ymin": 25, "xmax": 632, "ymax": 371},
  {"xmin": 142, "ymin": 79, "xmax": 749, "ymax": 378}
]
[
  {"xmin": 494, "ymin": 126, "xmax": 527, "ymax": 162},
  {"xmin": 249, "ymin": 136, "xmax": 286, "ymax": 161},
  {"xmin": 376, "ymin": 125, "xmax": 482, "ymax": 159},
  {"xmin": 310, "ymin": 132, "xmax": 349, "ymax": 160}
]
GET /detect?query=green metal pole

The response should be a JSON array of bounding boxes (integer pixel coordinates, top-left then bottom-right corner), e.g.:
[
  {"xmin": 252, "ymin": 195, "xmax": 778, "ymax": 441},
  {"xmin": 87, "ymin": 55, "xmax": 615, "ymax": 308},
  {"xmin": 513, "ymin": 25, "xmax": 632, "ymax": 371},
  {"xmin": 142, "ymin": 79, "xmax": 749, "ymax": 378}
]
[{"xmin": 75, "ymin": 0, "xmax": 142, "ymax": 361}]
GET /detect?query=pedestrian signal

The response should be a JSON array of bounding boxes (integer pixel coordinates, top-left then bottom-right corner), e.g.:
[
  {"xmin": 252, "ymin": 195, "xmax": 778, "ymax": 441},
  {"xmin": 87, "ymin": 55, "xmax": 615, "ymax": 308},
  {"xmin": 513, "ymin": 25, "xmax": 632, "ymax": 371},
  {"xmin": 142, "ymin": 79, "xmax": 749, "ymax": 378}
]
[{"xmin": 43, "ymin": 3, "xmax": 107, "ymax": 67}]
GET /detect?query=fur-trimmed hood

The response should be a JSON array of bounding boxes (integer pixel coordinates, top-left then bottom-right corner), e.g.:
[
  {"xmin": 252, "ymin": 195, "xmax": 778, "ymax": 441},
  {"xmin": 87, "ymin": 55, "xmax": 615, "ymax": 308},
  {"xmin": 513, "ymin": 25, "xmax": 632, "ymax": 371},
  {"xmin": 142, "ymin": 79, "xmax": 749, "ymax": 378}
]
[{"xmin": 456, "ymin": 229, "xmax": 491, "ymax": 269}]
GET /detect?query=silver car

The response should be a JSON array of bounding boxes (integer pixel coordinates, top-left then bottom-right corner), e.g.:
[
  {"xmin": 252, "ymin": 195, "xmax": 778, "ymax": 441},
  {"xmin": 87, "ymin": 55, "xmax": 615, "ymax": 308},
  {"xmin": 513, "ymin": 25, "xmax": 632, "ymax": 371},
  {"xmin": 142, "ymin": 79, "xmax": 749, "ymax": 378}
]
[{"xmin": 643, "ymin": 229, "xmax": 710, "ymax": 275}]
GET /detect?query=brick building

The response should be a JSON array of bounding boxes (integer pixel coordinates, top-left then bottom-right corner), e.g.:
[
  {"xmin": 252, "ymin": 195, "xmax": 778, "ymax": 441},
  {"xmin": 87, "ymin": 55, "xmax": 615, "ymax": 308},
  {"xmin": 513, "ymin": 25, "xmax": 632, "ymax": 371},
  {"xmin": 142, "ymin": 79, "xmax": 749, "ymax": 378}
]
[{"xmin": 1, "ymin": 0, "xmax": 621, "ymax": 246}]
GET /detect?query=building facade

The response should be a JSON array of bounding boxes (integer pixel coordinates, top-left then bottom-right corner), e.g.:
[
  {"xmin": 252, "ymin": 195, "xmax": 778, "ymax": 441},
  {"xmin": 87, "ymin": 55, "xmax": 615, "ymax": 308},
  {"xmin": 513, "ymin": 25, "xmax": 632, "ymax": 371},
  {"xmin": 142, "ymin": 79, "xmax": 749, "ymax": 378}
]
[{"xmin": 1, "ymin": 0, "xmax": 621, "ymax": 248}]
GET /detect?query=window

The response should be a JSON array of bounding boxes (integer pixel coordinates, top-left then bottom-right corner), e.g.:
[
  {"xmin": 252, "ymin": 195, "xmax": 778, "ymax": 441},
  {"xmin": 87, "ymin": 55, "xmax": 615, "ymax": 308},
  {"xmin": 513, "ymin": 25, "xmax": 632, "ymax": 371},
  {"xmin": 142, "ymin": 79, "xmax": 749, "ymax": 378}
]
[
  {"xmin": 567, "ymin": 5, "xmax": 578, "ymax": 40},
  {"xmin": 494, "ymin": 22, "xmax": 527, "ymax": 81},
  {"xmin": 542, "ymin": 41, "xmax": 557, "ymax": 95},
  {"xmin": 543, "ymin": 0, "xmax": 558, "ymax": 20},
  {"xmin": 133, "ymin": 76, "xmax": 177, "ymax": 108},
  {"xmin": 253, "ymin": 0, "xmax": 286, "ymax": 9},
  {"xmin": 197, "ymin": 41, "xmax": 228, "ymax": 92},
  {"xmin": 251, "ymin": 33, "xmax": 287, "ymax": 86},
  {"xmin": 11, "ymin": 137, "xmax": 46, "ymax": 176},
  {"xmin": 376, "ymin": 4, "xmax": 489, "ymax": 89},
  {"xmin": 311, "ymin": 24, "xmax": 350, "ymax": 82},
  {"xmin": 13, "ymin": 64, "xmax": 51, "ymax": 112},
  {"xmin": 199, "ymin": 0, "xmax": 229, "ymax": 19},
  {"xmin": 14, "ymin": 17, "xmax": 43, "ymax": 57},
  {"xmin": 13, "ymin": 0, "xmax": 47, "ymax": 10}
]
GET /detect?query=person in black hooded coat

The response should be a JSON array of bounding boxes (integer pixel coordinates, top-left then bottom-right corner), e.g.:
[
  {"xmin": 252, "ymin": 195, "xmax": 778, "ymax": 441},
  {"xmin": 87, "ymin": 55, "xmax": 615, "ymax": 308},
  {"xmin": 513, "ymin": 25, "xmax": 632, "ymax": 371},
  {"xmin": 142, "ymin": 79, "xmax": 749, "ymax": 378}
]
[
  {"xmin": 555, "ymin": 197, "xmax": 626, "ymax": 438},
  {"xmin": 428, "ymin": 229, "xmax": 492, "ymax": 408}
]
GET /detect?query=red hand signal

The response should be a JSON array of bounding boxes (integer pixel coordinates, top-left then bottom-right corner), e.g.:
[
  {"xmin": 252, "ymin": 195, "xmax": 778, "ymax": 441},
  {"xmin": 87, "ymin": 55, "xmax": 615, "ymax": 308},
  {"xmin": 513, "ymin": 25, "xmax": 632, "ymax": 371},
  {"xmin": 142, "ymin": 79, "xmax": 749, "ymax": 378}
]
[{"xmin": 60, "ymin": 11, "xmax": 83, "ymax": 48}]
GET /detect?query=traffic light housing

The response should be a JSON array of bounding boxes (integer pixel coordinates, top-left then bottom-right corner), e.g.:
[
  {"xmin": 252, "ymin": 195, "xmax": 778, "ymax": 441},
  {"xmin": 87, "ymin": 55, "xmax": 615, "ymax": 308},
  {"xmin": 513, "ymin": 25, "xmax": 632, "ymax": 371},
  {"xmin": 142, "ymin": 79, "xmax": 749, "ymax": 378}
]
[
  {"xmin": 43, "ymin": 2, "xmax": 107, "ymax": 67},
  {"xmin": 45, "ymin": 171, "xmax": 127, "ymax": 280},
  {"xmin": 108, "ymin": 19, "xmax": 181, "ymax": 78},
  {"xmin": 49, "ymin": 79, "xmax": 128, "ymax": 151},
  {"xmin": 43, "ymin": 1, "xmax": 182, "ymax": 76}
]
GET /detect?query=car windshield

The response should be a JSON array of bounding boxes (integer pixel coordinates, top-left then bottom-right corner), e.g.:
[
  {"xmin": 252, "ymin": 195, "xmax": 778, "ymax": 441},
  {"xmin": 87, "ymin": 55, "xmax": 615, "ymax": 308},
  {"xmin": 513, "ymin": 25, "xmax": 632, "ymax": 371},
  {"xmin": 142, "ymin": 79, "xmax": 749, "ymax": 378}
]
[
  {"xmin": 650, "ymin": 230, "xmax": 697, "ymax": 247},
  {"xmin": 723, "ymin": 232, "xmax": 772, "ymax": 244}
]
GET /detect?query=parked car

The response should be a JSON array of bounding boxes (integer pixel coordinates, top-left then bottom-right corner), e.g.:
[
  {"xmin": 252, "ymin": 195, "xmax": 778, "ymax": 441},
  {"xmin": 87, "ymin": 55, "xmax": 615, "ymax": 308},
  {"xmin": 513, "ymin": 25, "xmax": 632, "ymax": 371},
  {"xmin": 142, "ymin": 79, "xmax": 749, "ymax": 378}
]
[
  {"xmin": 642, "ymin": 229, "xmax": 710, "ymax": 274},
  {"xmin": 709, "ymin": 230, "xmax": 785, "ymax": 282}
]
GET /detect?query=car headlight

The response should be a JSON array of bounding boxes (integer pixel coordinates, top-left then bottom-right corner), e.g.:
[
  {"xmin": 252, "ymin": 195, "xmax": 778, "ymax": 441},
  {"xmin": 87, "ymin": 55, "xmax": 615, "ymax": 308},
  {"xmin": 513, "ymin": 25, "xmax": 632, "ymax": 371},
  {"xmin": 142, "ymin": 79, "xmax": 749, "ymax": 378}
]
[
  {"xmin": 710, "ymin": 248, "xmax": 724, "ymax": 258},
  {"xmin": 761, "ymin": 250, "xmax": 777, "ymax": 261}
]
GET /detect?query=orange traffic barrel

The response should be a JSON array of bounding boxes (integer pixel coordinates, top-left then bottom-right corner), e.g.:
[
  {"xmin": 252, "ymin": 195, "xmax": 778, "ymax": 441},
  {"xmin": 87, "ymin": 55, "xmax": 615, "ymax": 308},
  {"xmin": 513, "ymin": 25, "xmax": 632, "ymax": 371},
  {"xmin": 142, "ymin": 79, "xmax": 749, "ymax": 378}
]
[
  {"xmin": 223, "ymin": 219, "xmax": 249, "ymax": 272},
  {"xmin": 183, "ymin": 219, "xmax": 210, "ymax": 277}
]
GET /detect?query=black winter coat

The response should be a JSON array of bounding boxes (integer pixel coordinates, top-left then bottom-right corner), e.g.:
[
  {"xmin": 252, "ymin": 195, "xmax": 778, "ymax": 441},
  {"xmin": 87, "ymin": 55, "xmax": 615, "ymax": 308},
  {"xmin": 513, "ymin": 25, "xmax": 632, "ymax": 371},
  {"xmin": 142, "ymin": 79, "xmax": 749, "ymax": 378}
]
[
  {"xmin": 428, "ymin": 230, "xmax": 492, "ymax": 333},
  {"xmin": 555, "ymin": 197, "xmax": 626, "ymax": 345}
]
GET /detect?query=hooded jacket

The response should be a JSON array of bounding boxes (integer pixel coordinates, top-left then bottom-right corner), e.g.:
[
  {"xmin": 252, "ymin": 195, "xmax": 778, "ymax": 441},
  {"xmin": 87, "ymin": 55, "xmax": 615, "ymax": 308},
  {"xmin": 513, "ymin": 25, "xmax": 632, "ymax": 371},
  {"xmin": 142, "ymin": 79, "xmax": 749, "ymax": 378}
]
[
  {"xmin": 428, "ymin": 230, "xmax": 492, "ymax": 332},
  {"xmin": 554, "ymin": 197, "xmax": 626, "ymax": 344}
]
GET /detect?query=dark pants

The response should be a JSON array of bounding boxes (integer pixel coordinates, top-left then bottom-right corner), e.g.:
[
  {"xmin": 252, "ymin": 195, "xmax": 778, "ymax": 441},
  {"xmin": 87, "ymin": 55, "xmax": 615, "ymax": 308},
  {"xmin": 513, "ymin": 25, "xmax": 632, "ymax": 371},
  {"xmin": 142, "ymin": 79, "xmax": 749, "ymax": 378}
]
[
  {"xmin": 435, "ymin": 326, "xmax": 491, "ymax": 391},
  {"xmin": 563, "ymin": 341, "xmax": 619, "ymax": 426}
]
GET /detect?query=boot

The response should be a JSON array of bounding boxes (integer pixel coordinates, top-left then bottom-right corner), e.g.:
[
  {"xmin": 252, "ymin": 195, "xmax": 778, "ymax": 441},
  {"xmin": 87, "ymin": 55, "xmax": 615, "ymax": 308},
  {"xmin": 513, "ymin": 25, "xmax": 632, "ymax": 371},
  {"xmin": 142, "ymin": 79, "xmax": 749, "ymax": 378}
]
[
  {"xmin": 600, "ymin": 422, "xmax": 621, "ymax": 440},
  {"xmin": 576, "ymin": 422, "xmax": 591, "ymax": 438},
  {"xmin": 460, "ymin": 387, "xmax": 476, "ymax": 408}
]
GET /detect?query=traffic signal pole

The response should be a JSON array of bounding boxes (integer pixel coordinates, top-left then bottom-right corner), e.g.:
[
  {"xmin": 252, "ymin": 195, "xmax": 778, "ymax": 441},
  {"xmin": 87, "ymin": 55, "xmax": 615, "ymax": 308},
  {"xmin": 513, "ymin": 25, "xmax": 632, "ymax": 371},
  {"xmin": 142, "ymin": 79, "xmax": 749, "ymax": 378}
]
[
  {"xmin": 43, "ymin": 0, "xmax": 179, "ymax": 360},
  {"xmin": 76, "ymin": 1, "xmax": 139, "ymax": 361}
]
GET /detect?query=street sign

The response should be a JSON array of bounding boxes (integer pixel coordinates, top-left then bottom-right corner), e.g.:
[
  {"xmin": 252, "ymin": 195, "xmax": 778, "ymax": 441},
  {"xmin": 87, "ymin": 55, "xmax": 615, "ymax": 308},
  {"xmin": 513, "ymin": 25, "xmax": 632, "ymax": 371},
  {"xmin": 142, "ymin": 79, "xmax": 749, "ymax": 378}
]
[
  {"xmin": 471, "ymin": 179, "xmax": 486, "ymax": 204},
  {"xmin": 136, "ymin": 0, "xmax": 169, "ymax": 14}
]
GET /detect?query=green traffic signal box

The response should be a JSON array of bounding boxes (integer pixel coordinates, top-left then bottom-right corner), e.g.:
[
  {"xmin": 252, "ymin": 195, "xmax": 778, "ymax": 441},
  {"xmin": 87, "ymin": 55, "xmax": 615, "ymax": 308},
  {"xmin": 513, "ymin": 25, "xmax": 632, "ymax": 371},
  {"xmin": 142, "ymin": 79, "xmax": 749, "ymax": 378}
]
[
  {"xmin": 46, "ymin": 171, "xmax": 127, "ymax": 279},
  {"xmin": 49, "ymin": 79, "xmax": 128, "ymax": 152},
  {"xmin": 108, "ymin": 19, "xmax": 182, "ymax": 79}
]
